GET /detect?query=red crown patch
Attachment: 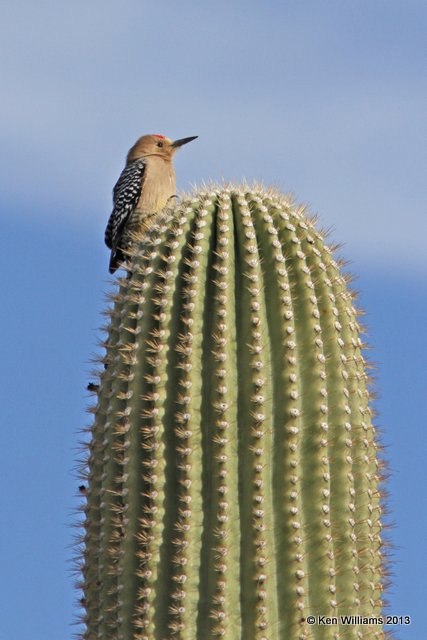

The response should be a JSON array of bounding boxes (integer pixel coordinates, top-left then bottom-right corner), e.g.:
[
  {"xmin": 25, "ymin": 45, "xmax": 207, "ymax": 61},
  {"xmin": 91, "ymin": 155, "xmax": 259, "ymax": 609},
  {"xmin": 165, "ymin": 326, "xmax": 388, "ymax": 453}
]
[{"xmin": 153, "ymin": 134, "xmax": 166, "ymax": 139}]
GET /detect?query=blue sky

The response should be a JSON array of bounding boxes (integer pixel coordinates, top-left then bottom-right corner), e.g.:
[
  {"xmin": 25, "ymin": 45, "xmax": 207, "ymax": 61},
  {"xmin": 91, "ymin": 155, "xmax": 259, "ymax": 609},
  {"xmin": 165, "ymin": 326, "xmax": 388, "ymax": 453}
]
[{"xmin": 1, "ymin": 2, "xmax": 425, "ymax": 638}]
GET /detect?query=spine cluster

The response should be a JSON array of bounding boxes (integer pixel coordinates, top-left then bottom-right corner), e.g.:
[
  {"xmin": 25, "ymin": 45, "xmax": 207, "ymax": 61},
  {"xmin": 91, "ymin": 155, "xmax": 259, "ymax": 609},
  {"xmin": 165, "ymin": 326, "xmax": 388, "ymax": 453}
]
[{"xmin": 79, "ymin": 186, "xmax": 386, "ymax": 640}]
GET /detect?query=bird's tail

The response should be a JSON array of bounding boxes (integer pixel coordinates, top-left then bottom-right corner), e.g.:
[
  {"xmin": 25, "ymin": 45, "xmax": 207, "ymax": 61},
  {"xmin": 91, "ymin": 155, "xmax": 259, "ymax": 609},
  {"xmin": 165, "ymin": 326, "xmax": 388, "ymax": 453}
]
[{"xmin": 109, "ymin": 248, "xmax": 125, "ymax": 274}]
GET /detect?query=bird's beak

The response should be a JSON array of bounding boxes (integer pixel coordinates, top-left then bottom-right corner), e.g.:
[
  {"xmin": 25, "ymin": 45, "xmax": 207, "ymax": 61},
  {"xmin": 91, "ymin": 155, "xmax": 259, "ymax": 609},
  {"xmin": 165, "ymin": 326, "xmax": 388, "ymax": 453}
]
[{"xmin": 171, "ymin": 136, "xmax": 198, "ymax": 148}]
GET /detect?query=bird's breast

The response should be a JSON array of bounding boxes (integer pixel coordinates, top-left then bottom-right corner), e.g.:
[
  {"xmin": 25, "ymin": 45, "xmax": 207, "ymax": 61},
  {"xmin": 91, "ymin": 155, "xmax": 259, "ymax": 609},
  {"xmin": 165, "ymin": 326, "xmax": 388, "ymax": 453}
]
[{"xmin": 136, "ymin": 158, "xmax": 176, "ymax": 213}]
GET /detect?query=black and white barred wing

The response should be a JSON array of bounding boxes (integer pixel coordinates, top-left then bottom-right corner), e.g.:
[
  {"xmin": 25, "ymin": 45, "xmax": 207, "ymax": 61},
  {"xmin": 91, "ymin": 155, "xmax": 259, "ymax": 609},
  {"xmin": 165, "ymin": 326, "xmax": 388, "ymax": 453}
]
[{"xmin": 104, "ymin": 159, "xmax": 146, "ymax": 249}]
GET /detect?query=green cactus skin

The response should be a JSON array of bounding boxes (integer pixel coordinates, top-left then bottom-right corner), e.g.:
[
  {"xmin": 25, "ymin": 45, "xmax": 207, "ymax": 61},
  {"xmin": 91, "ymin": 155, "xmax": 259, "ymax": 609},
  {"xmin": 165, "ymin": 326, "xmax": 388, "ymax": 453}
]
[{"xmin": 79, "ymin": 186, "xmax": 387, "ymax": 640}]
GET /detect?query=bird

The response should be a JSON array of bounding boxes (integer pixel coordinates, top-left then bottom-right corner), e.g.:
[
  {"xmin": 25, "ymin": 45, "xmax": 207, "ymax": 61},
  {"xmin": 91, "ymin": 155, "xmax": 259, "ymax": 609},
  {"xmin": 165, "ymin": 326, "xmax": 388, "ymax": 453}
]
[{"xmin": 105, "ymin": 134, "xmax": 198, "ymax": 273}]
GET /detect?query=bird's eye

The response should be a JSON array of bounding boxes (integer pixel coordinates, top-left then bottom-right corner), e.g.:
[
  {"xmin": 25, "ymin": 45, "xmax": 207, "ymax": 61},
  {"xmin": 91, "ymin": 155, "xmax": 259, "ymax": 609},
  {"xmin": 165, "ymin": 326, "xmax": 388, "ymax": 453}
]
[{"xmin": 157, "ymin": 141, "xmax": 164, "ymax": 147}]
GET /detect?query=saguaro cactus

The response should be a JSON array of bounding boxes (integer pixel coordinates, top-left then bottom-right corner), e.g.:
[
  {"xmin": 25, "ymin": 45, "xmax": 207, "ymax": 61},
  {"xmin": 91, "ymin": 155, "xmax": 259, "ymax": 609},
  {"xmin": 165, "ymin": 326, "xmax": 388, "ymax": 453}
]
[{"xmin": 80, "ymin": 186, "xmax": 386, "ymax": 640}]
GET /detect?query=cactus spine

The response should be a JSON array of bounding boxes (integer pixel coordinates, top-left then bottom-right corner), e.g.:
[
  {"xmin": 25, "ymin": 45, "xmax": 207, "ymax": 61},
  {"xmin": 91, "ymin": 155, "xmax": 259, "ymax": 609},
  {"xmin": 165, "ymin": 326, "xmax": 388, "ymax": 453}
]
[{"xmin": 80, "ymin": 186, "xmax": 386, "ymax": 640}]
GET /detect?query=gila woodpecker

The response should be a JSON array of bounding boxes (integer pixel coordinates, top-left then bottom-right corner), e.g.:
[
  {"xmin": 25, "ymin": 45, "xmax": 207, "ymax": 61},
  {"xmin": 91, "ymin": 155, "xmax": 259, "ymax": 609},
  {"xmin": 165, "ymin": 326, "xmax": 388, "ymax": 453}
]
[{"xmin": 105, "ymin": 133, "xmax": 198, "ymax": 273}]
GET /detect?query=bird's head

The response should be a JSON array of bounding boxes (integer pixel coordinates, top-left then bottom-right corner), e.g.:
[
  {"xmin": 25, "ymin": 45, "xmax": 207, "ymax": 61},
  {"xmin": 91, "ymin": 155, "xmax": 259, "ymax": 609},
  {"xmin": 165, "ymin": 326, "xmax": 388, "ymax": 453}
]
[{"xmin": 127, "ymin": 134, "xmax": 198, "ymax": 162}]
